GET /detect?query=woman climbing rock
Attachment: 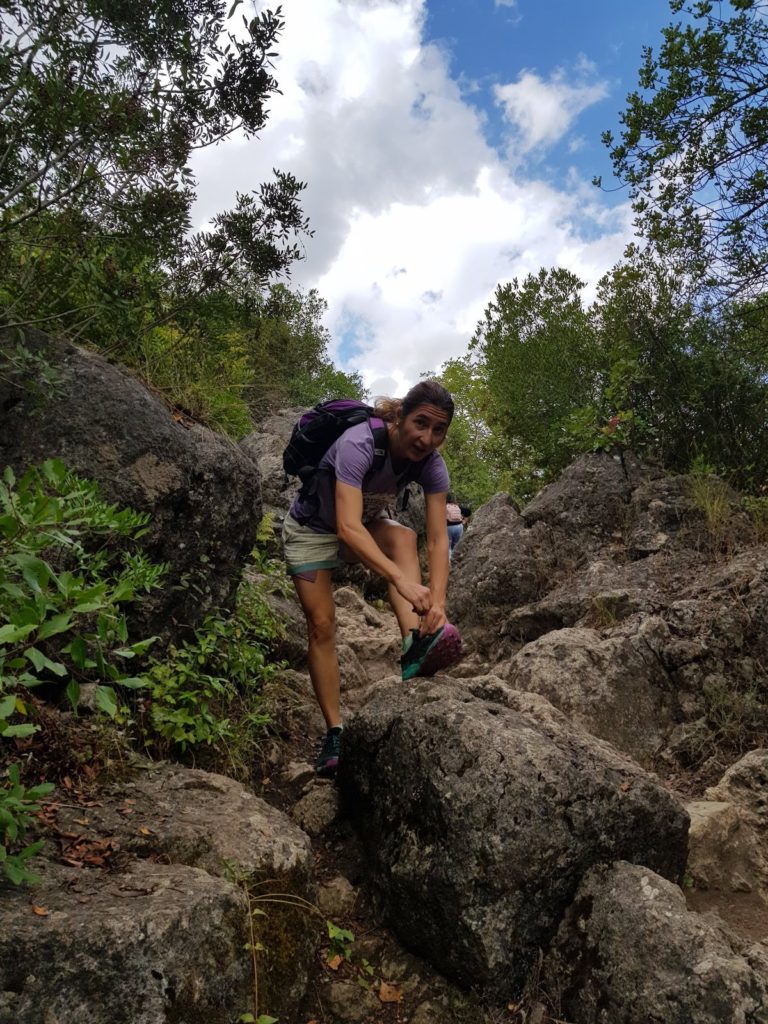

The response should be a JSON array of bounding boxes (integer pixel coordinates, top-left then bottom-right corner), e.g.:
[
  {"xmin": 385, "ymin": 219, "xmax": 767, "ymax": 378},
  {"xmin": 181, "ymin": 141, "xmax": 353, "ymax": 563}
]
[{"xmin": 282, "ymin": 380, "xmax": 462, "ymax": 777}]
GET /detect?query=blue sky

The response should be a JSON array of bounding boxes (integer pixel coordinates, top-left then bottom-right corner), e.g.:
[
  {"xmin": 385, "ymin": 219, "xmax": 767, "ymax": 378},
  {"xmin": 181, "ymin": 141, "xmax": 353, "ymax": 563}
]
[
  {"xmin": 426, "ymin": 0, "xmax": 674, "ymax": 190},
  {"xmin": 192, "ymin": 0, "xmax": 682, "ymax": 395}
]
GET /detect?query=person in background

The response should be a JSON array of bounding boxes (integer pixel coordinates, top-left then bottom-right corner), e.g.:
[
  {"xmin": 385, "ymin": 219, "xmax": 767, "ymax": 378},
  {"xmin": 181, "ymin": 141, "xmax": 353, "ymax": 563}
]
[
  {"xmin": 445, "ymin": 493, "xmax": 464, "ymax": 561},
  {"xmin": 282, "ymin": 380, "xmax": 462, "ymax": 777}
]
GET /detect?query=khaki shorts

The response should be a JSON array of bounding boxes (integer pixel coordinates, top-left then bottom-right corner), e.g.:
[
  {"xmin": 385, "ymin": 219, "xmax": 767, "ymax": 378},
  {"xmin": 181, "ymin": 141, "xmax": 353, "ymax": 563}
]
[{"xmin": 282, "ymin": 513, "xmax": 340, "ymax": 576}]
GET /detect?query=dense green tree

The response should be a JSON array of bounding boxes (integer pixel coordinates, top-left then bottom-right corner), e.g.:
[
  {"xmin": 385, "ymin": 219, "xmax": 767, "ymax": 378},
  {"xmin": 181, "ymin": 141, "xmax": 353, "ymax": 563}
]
[
  {"xmin": 434, "ymin": 356, "xmax": 521, "ymax": 507},
  {"xmin": 0, "ymin": 0, "xmax": 310, "ymax": 345},
  {"xmin": 469, "ymin": 267, "xmax": 606, "ymax": 482},
  {"xmin": 1, "ymin": 0, "xmax": 282, "ymax": 241},
  {"xmin": 601, "ymin": 0, "xmax": 768, "ymax": 300},
  {"xmin": 239, "ymin": 284, "xmax": 364, "ymax": 415},
  {"xmin": 465, "ymin": 256, "xmax": 768, "ymax": 495},
  {"xmin": 592, "ymin": 257, "xmax": 768, "ymax": 487},
  {"xmin": 0, "ymin": 1, "xmax": 364, "ymax": 438}
]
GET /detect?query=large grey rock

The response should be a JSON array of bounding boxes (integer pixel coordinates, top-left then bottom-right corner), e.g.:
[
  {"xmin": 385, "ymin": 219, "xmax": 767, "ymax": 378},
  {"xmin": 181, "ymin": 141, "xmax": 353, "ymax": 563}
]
[
  {"xmin": 0, "ymin": 329, "xmax": 261, "ymax": 639},
  {"xmin": 522, "ymin": 450, "xmax": 648, "ymax": 540},
  {"xmin": 239, "ymin": 408, "xmax": 302, "ymax": 516},
  {"xmin": 52, "ymin": 763, "xmax": 316, "ymax": 1021},
  {"xmin": 447, "ymin": 493, "xmax": 569, "ymax": 654},
  {"xmin": 497, "ymin": 555, "xmax": 695, "ymax": 645},
  {"xmin": 0, "ymin": 860, "xmax": 251, "ymax": 1024},
  {"xmin": 505, "ymin": 623, "xmax": 678, "ymax": 765},
  {"xmin": 448, "ymin": 450, "xmax": 768, "ymax": 780},
  {"xmin": 339, "ymin": 677, "xmax": 689, "ymax": 998},
  {"xmin": 447, "ymin": 454, "xmax": 661, "ymax": 653},
  {"xmin": 686, "ymin": 801, "xmax": 767, "ymax": 895},
  {"xmin": 543, "ymin": 861, "xmax": 768, "ymax": 1024},
  {"xmin": 707, "ymin": 750, "xmax": 768, "ymax": 838},
  {"xmin": 626, "ymin": 473, "xmax": 707, "ymax": 557}
]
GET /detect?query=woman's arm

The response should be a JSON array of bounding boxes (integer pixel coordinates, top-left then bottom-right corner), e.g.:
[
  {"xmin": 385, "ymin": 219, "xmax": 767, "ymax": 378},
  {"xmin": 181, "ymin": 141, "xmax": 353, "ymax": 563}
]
[
  {"xmin": 422, "ymin": 490, "xmax": 450, "ymax": 634},
  {"xmin": 335, "ymin": 480, "xmax": 433, "ymax": 615}
]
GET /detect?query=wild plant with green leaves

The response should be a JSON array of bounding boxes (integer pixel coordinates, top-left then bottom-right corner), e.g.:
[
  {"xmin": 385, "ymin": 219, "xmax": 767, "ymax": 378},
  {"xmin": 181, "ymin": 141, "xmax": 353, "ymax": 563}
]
[
  {"xmin": 0, "ymin": 765, "xmax": 54, "ymax": 885},
  {"xmin": 0, "ymin": 460, "xmax": 164, "ymax": 723},
  {"xmin": 142, "ymin": 570, "xmax": 284, "ymax": 766},
  {"xmin": 0, "ymin": 459, "xmax": 165, "ymax": 883}
]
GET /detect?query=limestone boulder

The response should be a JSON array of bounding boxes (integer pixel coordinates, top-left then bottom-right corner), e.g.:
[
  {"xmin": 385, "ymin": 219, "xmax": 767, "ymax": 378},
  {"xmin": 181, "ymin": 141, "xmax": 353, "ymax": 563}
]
[
  {"xmin": 446, "ymin": 493, "xmax": 569, "ymax": 654},
  {"xmin": 0, "ymin": 329, "xmax": 261, "ymax": 640},
  {"xmin": 504, "ymin": 623, "xmax": 678, "ymax": 765},
  {"xmin": 51, "ymin": 763, "xmax": 317, "ymax": 1021},
  {"xmin": 339, "ymin": 677, "xmax": 689, "ymax": 998},
  {"xmin": 543, "ymin": 861, "xmax": 768, "ymax": 1024},
  {"xmin": 497, "ymin": 554, "xmax": 700, "ymax": 645},
  {"xmin": 239, "ymin": 408, "xmax": 302, "ymax": 517},
  {"xmin": 446, "ymin": 454, "xmax": 661, "ymax": 654},
  {"xmin": 686, "ymin": 800, "xmax": 767, "ymax": 895},
  {"xmin": 626, "ymin": 472, "xmax": 754, "ymax": 559},
  {"xmin": 707, "ymin": 750, "xmax": 768, "ymax": 839},
  {"xmin": 0, "ymin": 860, "xmax": 251, "ymax": 1024},
  {"xmin": 522, "ymin": 450, "xmax": 652, "ymax": 541}
]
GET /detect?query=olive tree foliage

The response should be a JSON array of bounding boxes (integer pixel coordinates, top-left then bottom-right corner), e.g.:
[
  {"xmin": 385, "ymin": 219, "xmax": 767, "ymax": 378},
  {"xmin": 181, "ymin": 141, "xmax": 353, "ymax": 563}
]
[
  {"xmin": 600, "ymin": 0, "xmax": 768, "ymax": 300},
  {"xmin": 468, "ymin": 257, "xmax": 768, "ymax": 494},
  {"xmin": 2, "ymin": 0, "xmax": 282, "ymax": 239},
  {"xmin": 0, "ymin": 0, "xmax": 310, "ymax": 339},
  {"xmin": 593, "ymin": 257, "xmax": 768, "ymax": 487},
  {"xmin": 469, "ymin": 267, "xmax": 606, "ymax": 484},
  {"xmin": 433, "ymin": 356, "xmax": 519, "ymax": 508},
  {"xmin": 241, "ymin": 284, "xmax": 365, "ymax": 416}
]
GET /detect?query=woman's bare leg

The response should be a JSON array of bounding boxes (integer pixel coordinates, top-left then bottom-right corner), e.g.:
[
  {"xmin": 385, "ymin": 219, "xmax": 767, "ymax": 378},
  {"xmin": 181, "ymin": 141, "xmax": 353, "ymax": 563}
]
[
  {"xmin": 366, "ymin": 518, "xmax": 421, "ymax": 637},
  {"xmin": 291, "ymin": 569, "xmax": 341, "ymax": 729}
]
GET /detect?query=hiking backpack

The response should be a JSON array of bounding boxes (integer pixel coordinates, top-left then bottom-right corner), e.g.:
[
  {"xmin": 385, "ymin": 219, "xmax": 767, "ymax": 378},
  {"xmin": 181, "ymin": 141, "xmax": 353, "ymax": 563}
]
[
  {"xmin": 282, "ymin": 398, "xmax": 423, "ymax": 497},
  {"xmin": 282, "ymin": 400, "xmax": 387, "ymax": 489},
  {"xmin": 446, "ymin": 502, "xmax": 463, "ymax": 524}
]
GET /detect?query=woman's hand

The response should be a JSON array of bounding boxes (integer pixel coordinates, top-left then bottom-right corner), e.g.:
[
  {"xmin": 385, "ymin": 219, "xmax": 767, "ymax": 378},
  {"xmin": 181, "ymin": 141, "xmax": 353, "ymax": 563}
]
[
  {"xmin": 421, "ymin": 602, "xmax": 447, "ymax": 636},
  {"xmin": 394, "ymin": 577, "xmax": 433, "ymax": 616}
]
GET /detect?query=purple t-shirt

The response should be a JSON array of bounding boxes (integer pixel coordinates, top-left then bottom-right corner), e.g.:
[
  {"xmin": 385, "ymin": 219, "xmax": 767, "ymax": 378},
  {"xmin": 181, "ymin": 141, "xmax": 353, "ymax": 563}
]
[{"xmin": 289, "ymin": 419, "xmax": 450, "ymax": 534}]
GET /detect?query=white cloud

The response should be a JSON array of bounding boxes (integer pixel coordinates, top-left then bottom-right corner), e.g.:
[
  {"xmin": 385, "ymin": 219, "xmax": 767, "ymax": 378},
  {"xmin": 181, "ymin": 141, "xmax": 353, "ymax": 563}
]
[
  {"xmin": 495, "ymin": 0, "xmax": 518, "ymax": 7},
  {"xmin": 191, "ymin": 0, "xmax": 630, "ymax": 394},
  {"xmin": 494, "ymin": 68, "xmax": 609, "ymax": 153}
]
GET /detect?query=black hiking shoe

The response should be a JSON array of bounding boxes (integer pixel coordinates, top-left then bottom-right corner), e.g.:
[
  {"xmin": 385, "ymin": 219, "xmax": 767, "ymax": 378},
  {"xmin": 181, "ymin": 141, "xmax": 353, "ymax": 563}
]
[{"xmin": 315, "ymin": 726, "xmax": 342, "ymax": 778}]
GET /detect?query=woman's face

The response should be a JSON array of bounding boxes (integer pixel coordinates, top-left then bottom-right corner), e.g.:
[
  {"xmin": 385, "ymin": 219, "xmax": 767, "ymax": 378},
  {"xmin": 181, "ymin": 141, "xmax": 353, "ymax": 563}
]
[{"xmin": 392, "ymin": 402, "xmax": 450, "ymax": 461}]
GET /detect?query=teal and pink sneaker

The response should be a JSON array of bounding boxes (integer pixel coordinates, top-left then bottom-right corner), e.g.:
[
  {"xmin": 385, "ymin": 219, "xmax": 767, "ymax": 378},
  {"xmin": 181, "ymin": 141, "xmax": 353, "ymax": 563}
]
[{"xmin": 400, "ymin": 623, "xmax": 463, "ymax": 681}]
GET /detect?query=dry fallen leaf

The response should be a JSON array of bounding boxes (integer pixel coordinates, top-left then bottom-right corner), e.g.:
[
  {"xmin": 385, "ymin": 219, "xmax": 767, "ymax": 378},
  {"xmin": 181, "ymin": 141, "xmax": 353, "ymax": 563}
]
[
  {"xmin": 619, "ymin": 781, "xmax": 631, "ymax": 793},
  {"xmin": 32, "ymin": 905, "xmax": 49, "ymax": 916},
  {"xmin": 378, "ymin": 981, "xmax": 403, "ymax": 1003},
  {"xmin": 138, "ymin": 826, "xmax": 153, "ymax": 836},
  {"xmin": 327, "ymin": 954, "xmax": 343, "ymax": 971}
]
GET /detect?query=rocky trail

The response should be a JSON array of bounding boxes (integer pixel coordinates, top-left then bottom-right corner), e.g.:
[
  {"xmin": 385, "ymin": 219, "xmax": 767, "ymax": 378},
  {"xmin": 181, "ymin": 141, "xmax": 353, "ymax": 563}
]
[
  {"xmin": 255, "ymin": 579, "xmax": 768, "ymax": 1024},
  {"xmin": 254, "ymin": 586, "xmax": 518, "ymax": 1024},
  {"xmin": 2, "ymin": 338, "xmax": 768, "ymax": 1023}
]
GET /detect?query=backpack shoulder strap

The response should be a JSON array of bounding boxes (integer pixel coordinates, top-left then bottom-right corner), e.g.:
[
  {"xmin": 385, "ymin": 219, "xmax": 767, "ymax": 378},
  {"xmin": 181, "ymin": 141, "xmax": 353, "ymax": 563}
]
[
  {"xmin": 370, "ymin": 420, "xmax": 388, "ymax": 472},
  {"xmin": 360, "ymin": 419, "xmax": 388, "ymax": 488}
]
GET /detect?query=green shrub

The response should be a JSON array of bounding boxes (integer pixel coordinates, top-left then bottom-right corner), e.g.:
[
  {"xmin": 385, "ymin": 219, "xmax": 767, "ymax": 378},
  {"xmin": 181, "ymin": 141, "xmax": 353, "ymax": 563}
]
[
  {"xmin": 0, "ymin": 460, "xmax": 164, "ymax": 721},
  {"xmin": 743, "ymin": 495, "xmax": 768, "ymax": 544},
  {"xmin": 0, "ymin": 459, "xmax": 165, "ymax": 882},
  {"xmin": 688, "ymin": 458, "xmax": 733, "ymax": 550},
  {"xmin": 0, "ymin": 765, "xmax": 54, "ymax": 885},
  {"xmin": 142, "ymin": 563, "xmax": 286, "ymax": 767}
]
